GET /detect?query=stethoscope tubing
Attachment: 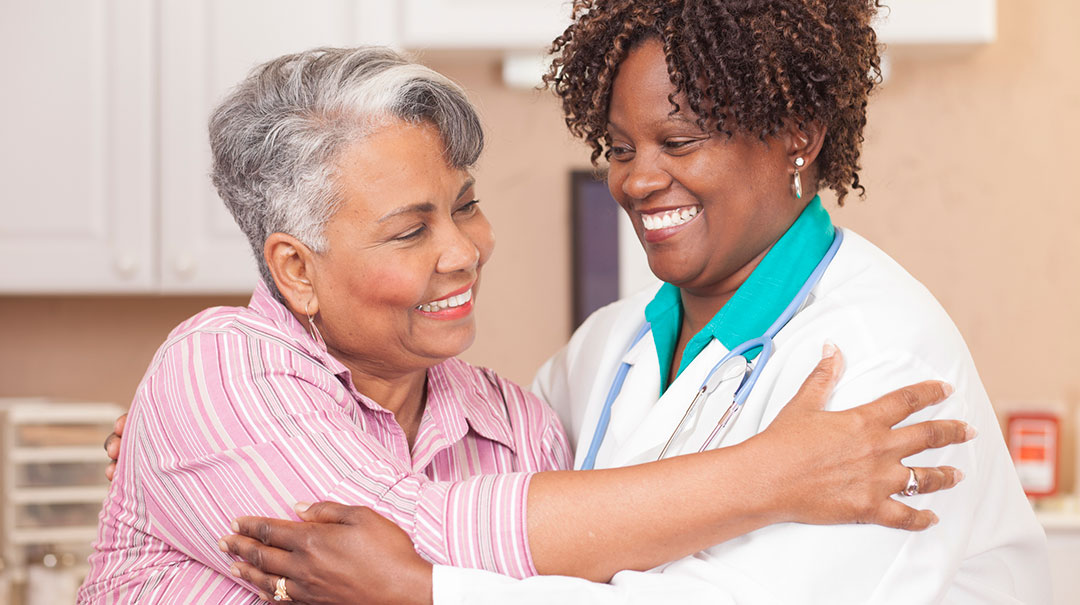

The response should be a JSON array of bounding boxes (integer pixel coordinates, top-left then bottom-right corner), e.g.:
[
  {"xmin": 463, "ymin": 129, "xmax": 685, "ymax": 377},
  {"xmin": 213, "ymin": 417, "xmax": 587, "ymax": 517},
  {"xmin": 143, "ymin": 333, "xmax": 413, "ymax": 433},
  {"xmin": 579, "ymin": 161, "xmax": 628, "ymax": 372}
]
[{"xmin": 579, "ymin": 229, "xmax": 844, "ymax": 471}]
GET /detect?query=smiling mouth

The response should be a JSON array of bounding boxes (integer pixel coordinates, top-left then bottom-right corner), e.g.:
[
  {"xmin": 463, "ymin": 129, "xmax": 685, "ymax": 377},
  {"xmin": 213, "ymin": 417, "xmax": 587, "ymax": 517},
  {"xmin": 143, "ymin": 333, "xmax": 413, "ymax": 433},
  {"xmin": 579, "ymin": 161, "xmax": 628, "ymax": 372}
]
[
  {"xmin": 641, "ymin": 206, "xmax": 700, "ymax": 231},
  {"xmin": 416, "ymin": 288, "xmax": 473, "ymax": 313}
]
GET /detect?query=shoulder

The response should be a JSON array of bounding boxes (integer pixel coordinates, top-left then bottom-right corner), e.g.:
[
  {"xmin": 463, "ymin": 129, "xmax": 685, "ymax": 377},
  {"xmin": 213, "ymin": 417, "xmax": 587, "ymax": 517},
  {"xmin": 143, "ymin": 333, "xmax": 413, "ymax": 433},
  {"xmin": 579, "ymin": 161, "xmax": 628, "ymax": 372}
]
[
  {"xmin": 532, "ymin": 283, "xmax": 656, "ymax": 402},
  {"xmin": 769, "ymin": 229, "xmax": 990, "ymax": 423},
  {"xmin": 137, "ymin": 304, "xmax": 343, "ymax": 412},
  {"xmin": 809, "ymin": 229, "xmax": 969, "ymax": 366},
  {"xmin": 565, "ymin": 283, "xmax": 660, "ymax": 362},
  {"xmin": 151, "ymin": 304, "xmax": 323, "ymax": 372}
]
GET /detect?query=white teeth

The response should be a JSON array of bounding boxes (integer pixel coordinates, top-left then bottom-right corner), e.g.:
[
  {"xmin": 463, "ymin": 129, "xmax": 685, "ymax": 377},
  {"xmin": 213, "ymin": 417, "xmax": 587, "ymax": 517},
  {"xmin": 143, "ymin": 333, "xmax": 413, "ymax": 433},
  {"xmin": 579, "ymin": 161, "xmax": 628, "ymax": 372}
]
[
  {"xmin": 416, "ymin": 288, "xmax": 473, "ymax": 313},
  {"xmin": 641, "ymin": 206, "xmax": 700, "ymax": 231}
]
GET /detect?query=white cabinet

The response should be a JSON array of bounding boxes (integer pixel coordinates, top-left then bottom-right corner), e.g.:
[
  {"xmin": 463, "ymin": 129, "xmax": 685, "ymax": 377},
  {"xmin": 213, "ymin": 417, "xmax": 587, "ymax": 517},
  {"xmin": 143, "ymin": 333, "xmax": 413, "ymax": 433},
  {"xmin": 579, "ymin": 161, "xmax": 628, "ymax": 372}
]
[
  {"xmin": 394, "ymin": 0, "xmax": 997, "ymax": 50},
  {"xmin": 157, "ymin": 0, "xmax": 380, "ymax": 293},
  {"xmin": 0, "ymin": 0, "xmax": 154, "ymax": 293},
  {"xmin": 0, "ymin": 0, "xmax": 997, "ymax": 294},
  {"xmin": 0, "ymin": 1, "xmax": 392, "ymax": 294},
  {"xmin": 398, "ymin": 0, "xmax": 572, "ymax": 49}
]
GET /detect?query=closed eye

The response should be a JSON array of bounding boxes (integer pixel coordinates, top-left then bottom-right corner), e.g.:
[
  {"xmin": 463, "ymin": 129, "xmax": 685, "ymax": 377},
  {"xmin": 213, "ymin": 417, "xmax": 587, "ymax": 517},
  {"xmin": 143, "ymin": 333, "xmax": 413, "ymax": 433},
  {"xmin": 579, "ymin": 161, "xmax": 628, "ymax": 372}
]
[
  {"xmin": 394, "ymin": 225, "xmax": 426, "ymax": 241},
  {"xmin": 455, "ymin": 199, "xmax": 480, "ymax": 215},
  {"xmin": 664, "ymin": 138, "xmax": 706, "ymax": 153},
  {"xmin": 609, "ymin": 145, "xmax": 635, "ymax": 161}
]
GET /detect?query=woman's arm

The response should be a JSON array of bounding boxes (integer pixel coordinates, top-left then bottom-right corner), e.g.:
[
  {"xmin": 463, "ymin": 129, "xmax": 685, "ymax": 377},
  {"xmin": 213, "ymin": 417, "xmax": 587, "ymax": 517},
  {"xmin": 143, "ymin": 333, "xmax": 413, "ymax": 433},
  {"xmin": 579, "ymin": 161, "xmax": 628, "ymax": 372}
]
[
  {"xmin": 526, "ymin": 348, "xmax": 964, "ymax": 580},
  {"xmin": 212, "ymin": 347, "xmax": 969, "ymax": 604}
]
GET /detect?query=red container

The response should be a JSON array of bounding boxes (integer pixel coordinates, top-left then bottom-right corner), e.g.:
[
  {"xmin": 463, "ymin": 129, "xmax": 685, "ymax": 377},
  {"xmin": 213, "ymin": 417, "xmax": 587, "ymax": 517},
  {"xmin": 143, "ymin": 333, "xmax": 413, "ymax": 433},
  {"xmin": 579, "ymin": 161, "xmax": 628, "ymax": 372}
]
[{"xmin": 1006, "ymin": 412, "xmax": 1060, "ymax": 498}]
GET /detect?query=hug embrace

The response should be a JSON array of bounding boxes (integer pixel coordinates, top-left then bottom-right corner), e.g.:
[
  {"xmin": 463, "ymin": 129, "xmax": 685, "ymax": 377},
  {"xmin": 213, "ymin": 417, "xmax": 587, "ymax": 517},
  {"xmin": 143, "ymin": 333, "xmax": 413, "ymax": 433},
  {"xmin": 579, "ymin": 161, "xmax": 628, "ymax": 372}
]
[{"xmin": 81, "ymin": 1, "xmax": 1048, "ymax": 604}]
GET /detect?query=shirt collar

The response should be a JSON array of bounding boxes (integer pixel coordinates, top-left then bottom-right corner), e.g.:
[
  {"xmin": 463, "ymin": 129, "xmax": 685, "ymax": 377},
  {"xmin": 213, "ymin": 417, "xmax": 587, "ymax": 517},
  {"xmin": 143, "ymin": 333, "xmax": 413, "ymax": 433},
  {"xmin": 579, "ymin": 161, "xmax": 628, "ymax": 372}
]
[
  {"xmin": 703, "ymin": 195, "xmax": 835, "ymax": 353},
  {"xmin": 416, "ymin": 359, "xmax": 518, "ymax": 464}
]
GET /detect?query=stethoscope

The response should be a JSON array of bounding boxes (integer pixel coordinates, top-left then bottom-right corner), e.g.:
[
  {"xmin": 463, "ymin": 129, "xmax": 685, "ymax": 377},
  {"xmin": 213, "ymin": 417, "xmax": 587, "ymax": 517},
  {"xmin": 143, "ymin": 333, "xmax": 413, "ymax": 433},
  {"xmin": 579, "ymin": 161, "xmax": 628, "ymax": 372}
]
[{"xmin": 579, "ymin": 230, "xmax": 844, "ymax": 471}]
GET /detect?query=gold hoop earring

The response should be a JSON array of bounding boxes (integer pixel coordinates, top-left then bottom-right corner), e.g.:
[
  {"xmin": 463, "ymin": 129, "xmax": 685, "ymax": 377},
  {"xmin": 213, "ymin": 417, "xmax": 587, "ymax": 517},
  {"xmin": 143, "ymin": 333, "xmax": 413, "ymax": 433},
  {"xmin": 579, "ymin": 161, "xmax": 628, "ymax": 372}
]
[
  {"xmin": 792, "ymin": 157, "xmax": 805, "ymax": 200},
  {"xmin": 304, "ymin": 300, "xmax": 325, "ymax": 349}
]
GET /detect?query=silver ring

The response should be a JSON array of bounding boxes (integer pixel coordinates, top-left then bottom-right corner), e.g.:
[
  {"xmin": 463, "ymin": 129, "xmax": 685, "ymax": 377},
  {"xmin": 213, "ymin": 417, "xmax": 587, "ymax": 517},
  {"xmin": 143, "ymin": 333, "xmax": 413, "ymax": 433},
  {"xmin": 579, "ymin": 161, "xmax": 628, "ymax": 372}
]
[{"xmin": 899, "ymin": 467, "xmax": 919, "ymax": 497}]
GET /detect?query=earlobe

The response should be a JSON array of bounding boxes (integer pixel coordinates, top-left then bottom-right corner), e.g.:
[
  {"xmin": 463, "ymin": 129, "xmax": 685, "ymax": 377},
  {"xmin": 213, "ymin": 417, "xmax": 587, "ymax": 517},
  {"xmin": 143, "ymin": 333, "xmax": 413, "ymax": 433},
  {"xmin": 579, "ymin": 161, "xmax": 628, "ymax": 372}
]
[{"xmin": 264, "ymin": 233, "xmax": 318, "ymax": 316}]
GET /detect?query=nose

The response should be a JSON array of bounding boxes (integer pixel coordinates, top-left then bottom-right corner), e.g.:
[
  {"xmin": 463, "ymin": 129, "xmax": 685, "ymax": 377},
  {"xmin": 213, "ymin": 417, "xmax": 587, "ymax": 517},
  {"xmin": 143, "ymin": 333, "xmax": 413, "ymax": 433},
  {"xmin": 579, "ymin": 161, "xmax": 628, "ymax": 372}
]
[
  {"xmin": 436, "ymin": 223, "xmax": 481, "ymax": 274},
  {"xmin": 620, "ymin": 154, "xmax": 672, "ymax": 200}
]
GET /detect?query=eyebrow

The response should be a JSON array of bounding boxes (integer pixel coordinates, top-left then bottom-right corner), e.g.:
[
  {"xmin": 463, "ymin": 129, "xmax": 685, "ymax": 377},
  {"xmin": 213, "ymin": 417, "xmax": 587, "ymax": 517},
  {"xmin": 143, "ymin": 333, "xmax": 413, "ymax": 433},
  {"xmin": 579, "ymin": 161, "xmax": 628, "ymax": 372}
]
[
  {"xmin": 377, "ymin": 178, "xmax": 476, "ymax": 223},
  {"xmin": 607, "ymin": 113, "xmax": 704, "ymax": 135}
]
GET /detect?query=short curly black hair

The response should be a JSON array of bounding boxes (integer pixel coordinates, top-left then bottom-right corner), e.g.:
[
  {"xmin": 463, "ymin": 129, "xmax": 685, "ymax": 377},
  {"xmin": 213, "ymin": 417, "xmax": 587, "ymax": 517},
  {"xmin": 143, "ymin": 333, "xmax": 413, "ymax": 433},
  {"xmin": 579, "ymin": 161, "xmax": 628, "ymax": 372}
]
[{"xmin": 544, "ymin": 0, "xmax": 884, "ymax": 204}]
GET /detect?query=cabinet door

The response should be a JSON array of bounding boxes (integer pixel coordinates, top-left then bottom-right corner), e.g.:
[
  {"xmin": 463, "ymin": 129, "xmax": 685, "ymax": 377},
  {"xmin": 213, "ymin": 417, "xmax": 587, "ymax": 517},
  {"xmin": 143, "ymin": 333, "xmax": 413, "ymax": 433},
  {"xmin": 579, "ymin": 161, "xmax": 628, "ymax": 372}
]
[
  {"xmin": 400, "ymin": 0, "xmax": 571, "ymax": 49},
  {"xmin": 157, "ymin": 0, "xmax": 396, "ymax": 293},
  {"xmin": 0, "ymin": 0, "xmax": 154, "ymax": 293}
]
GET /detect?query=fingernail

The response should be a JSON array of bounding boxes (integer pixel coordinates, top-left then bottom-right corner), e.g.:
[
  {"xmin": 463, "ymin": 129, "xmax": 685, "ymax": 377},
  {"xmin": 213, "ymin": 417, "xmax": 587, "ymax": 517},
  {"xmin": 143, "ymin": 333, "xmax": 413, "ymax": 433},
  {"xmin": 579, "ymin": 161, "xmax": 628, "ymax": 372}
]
[
  {"xmin": 956, "ymin": 469, "xmax": 965, "ymax": 482},
  {"xmin": 293, "ymin": 501, "xmax": 312, "ymax": 513},
  {"xmin": 231, "ymin": 520, "xmax": 239, "ymax": 533},
  {"xmin": 942, "ymin": 383, "xmax": 954, "ymax": 397},
  {"xmin": 218, "ymin": 539, "xmax": 228, "ymax": 552},
  {"xmin": 230, "ymin": 563, "xmax": 241, "ymax": 577},
  {"xmin": 964, "ymin": 424, "xmax": 977, "ymax": 440},
  {"xmin": 929, "ymin": 514, "xmax": 939, "ymax": 527},
  {"xmin": 822, "ymin": 341, "xmax": 837, "ymax": 359}
]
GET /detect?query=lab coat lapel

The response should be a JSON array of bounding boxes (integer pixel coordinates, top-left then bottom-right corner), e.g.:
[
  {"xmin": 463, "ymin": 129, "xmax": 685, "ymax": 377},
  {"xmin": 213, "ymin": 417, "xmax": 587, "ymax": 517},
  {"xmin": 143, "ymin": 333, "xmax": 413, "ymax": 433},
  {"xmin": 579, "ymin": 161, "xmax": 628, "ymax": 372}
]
[
  {"xmin": 608, "ymin": 339, "xmax": 747, "ymax": 467},
  {"xmin": 587, "ymin": 333, "xmax": 661, "ymax": 468}
]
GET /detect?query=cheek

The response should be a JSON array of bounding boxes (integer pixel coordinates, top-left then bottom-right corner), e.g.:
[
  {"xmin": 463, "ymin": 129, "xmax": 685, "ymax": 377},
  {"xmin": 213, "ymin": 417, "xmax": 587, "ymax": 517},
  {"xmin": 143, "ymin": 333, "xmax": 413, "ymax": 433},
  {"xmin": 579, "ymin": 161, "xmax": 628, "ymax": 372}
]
[
  {"xmin": 332, "ymin": 254, "xmax": 428, "ymax": 316},
  {"xmin": 606, "ymin": 168, "xmax": 629, "ymax": 208}
]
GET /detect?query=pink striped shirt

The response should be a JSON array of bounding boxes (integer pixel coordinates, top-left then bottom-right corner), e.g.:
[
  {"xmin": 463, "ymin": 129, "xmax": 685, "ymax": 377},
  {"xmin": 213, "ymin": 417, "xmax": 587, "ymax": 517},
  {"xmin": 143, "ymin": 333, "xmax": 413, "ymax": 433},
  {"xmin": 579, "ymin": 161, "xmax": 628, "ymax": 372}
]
[{"xmin": 78, "ymin": 282, "xmax": 571, "ymax": 604}]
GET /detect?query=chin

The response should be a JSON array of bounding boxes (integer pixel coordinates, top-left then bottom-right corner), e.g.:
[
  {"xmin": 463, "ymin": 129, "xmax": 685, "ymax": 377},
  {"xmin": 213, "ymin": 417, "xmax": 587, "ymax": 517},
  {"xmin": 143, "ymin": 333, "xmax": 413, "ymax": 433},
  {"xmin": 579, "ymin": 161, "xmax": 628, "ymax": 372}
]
[
  {"xmin": 431, "ymin": 326, "xmax": 477, "ymax": 361},
  {"xmin": 645, "ymin": 257, "xmax": 696, "ymax": 286}
]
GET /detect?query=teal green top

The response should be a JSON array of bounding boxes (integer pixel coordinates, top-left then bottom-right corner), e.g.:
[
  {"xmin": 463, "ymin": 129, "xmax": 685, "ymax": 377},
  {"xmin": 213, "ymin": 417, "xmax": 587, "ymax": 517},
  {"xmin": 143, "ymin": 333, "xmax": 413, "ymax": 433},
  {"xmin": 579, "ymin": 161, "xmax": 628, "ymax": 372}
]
[{"xmin": 643, "ymin": 195, "xmax": 835, "ymax": 394}]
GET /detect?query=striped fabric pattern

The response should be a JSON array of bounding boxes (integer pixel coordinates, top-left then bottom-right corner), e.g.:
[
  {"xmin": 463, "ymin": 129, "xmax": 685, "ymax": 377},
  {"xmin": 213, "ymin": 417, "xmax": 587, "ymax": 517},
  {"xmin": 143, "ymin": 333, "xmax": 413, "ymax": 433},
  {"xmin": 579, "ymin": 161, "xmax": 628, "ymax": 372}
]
[{"xmin": 77, "ymin": 282, "xmax": 571, "ymax": 604}]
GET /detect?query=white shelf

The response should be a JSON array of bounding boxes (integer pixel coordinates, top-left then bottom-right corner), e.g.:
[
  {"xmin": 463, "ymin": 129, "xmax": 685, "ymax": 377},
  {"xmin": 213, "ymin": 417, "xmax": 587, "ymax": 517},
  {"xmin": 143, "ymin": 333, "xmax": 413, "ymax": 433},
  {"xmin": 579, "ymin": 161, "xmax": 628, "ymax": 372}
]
[
  {"xmin": 11, "ymin": 447, "xmax": 104, "ymax": 464},
  {"xmin": 1038, "ymin": 511, "xmax": 1080, "ymax": 532},
  {"xmin": 11, "ymin": 527, "xmax": 99, "ymax": 546},
  {"xmin": 8, "ymin": 403, "xmax": 123, "ymax": 425},
  {"xmin": 11, "ymin": 486, "xmax": 108, "ymax": 505}
]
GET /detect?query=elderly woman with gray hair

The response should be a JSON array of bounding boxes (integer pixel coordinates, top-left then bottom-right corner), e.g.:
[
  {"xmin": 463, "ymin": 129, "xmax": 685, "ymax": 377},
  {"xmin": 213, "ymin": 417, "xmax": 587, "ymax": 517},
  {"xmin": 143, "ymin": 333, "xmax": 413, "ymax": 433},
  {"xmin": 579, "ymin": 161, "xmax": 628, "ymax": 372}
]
[{"xmin": 80, "ymin": 47, "xmax": 968, "ymax": 604}]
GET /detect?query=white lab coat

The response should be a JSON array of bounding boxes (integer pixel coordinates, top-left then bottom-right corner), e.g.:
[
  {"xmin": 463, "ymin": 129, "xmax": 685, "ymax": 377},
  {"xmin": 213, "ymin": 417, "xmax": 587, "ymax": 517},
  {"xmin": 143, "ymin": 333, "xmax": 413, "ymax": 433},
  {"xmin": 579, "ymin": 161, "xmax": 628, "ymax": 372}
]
[{"xmin": 434, "ymin": 230, "xmax": 1051, "ymax": 604}]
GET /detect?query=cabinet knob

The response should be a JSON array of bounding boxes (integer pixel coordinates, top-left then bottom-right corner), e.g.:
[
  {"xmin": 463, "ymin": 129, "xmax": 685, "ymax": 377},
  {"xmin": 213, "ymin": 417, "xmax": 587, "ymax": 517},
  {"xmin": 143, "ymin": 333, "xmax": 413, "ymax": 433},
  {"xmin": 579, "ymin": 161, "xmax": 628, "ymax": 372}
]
[
  {"xmin": 114, "ymin": 255, "xmax": 138, "ymax": 278},
  {"xmin": 174, "ymin": 254, "xmax": 196, "ymax": 279}
]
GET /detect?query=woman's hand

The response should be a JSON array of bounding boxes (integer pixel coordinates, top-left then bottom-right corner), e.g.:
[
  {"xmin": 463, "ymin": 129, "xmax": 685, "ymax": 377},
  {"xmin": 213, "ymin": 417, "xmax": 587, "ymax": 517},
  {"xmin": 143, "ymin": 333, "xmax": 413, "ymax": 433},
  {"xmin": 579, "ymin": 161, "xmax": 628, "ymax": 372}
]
[
  {"xmin": 103, "ymin": 413, "xmax": 127, "ymax": 481},
  {"xmin": 220, "ymin": 502, "xmax": 432, "ymax": 605},
  {"xmin": 754, "ymin": 343, "xmax": 971, "ymax": 530},
  {"xmin": 217, "ymin": 345, "xmax": 973, "ymax": 591}
]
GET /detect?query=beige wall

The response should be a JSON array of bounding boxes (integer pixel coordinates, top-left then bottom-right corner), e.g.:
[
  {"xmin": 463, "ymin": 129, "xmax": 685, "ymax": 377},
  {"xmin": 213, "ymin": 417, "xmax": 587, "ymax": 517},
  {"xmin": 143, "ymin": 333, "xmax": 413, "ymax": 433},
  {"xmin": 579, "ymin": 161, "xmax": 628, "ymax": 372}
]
[{"xmin": 0, "ymin": 0, "xmax": 1076, "ymax": 488}]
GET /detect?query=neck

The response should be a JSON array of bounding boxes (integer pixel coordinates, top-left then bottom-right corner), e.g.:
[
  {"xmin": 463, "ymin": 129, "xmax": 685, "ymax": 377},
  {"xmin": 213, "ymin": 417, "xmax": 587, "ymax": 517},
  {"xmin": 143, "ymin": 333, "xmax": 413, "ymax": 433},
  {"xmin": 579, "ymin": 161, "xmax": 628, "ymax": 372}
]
[
  {"xmin": 335, "ymin": 351, "xmax": 429, "ymax": 449},
  {"xmin": 678, "ymin": 243, "xmax": 772, "ymax": 336},
  {"xmin": 286, "ymin": 309, "xmax": 430, "ymax": 449}
]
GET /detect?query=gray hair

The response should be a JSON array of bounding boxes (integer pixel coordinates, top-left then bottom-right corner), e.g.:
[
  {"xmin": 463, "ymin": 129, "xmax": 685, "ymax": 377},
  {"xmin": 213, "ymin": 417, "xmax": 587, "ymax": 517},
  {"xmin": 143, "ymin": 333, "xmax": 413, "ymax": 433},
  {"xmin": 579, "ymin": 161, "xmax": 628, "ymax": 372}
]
[{"xmin": 209, "ymin": 47, "xmax": 484, "ymax": 301}]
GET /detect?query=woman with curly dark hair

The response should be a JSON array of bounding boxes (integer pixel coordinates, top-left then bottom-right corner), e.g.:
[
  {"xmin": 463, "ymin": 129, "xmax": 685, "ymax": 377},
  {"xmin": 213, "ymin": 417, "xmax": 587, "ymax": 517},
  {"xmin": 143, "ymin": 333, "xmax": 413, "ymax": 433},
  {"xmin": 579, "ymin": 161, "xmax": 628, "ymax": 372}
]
[
  {"xmin": 518, "ymin": 1, "xmax": 1046, "ymax": 602},
  {"xmin": 196, "ymin": 1, "xmax": 1047, "ymax": 603}
]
